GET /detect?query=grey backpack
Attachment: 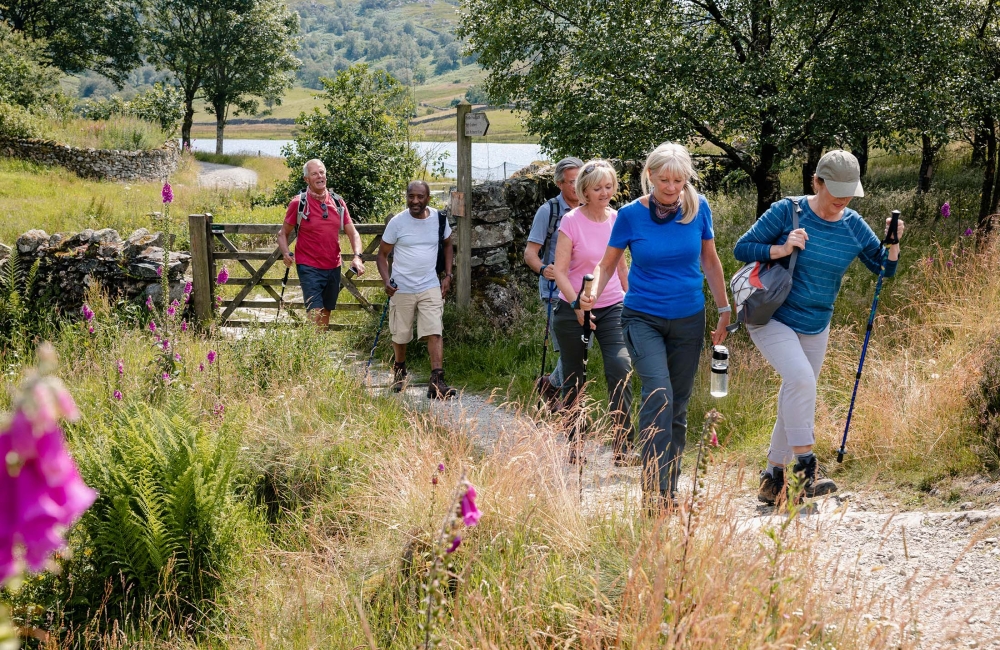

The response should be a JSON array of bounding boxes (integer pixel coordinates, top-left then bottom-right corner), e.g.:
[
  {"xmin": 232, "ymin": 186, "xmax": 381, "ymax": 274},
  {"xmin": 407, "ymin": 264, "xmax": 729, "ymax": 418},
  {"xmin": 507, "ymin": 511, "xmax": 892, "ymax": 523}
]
[{"xmin": 727, "ymin": 198, "xmax": 801, "ymax": 332}]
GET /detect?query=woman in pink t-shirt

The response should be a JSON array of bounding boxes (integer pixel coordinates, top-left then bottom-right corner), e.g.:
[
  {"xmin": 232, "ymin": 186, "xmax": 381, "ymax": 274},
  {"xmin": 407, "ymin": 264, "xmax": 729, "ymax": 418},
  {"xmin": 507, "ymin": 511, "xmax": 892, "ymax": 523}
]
[{"xmin": 551, "ymin": 159, "xmax": 635, "ymax": 466}]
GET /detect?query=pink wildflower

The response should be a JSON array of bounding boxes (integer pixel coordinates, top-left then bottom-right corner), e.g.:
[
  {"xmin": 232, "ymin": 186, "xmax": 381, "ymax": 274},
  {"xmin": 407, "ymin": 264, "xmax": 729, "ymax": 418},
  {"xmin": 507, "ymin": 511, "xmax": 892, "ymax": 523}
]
[
  {"xmin": 149, "ymin": 321, "xmax": 157, "ymax": 333},
  {"xmin": 161, "ymin": 339, "xmax": 170, "ymax": 351},
  {"xmin": 432, "ymin": 475, "xmax": 438, "ymax": 485},
  {"xmin": 941, "ymin": 202, "xmax": 951, "ymax": 218},
  {"xmin": 88, "ymin": 326, "xmax": 94, "ymax": 335},
  {"xmin": 184, "ymin": 281, "xmax": 193, "ymax": 295},
  {"xmin": 446, "ymin": 536, "xmax": 461, "ymax": 554},
  {"xmin": 117, "ymin": 359, "xmax": 124, "ymax": 375},
  {"xmin": 181, "ymin": 321, "xmax": 188, "ymax": 332},
  {"xmin": 156, "ymin": 266, "xmax": 163, "ymax": 278},
  {"xmin": 212, "ymin": 403, "xmax": 225, "ymax": 418},
  {"xmin": 460, "ymin": 483, "xmax": 481, "ymax": 527},
  {"xmin": 198, "ymin": 363, "xmax": 204, "ymax": 372},
  {"xmin": 81, "ymin": 304, "xmax": 94, "ymax": 322},
  {"xmin": 965, "ymin": 228, "xmax": 974, "ymax": 236},
  {"xmin": 207, "ymin": 350, "xmax": 217, "ymax": 364},
  {"xmin": 146, "ymin": 295, "xmax": 154, "ymax": 311},
  {"xmin": 113, "ymin": 390, "xmax": 123, "ymax": 401},
  {"xmin": 216, "ymin": 266, "xmax": 229, "ymax": 285},
  {"xmin": 162, "ymin": 372, "xmax": 169, "ymax": 382},
  {"xmin": 438, "ymin": 463, "xmax": 445, "ymax": 472},
  {"xmin": 161, "ymin": 181, "xmax": 173, "ymax": 204},
  {"xmin": 174, "ymin": 353, "xmax": 181, "ymax": 362},
  {"xmin": 167, "ymin": 305, "xmax": 176, "ymax": 317}
]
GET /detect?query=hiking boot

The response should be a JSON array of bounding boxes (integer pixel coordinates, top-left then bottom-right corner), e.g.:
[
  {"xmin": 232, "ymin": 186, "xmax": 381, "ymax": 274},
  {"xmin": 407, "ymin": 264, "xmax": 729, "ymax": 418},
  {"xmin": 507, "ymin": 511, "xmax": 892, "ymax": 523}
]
[
  {"xmin": 568, "ymin": 444, "xmax": 588, "ymax": 465},
  {"xmin": 791, "ymin": 454, "xmax": 838, "ymax": 501},
  {"xmin": 391, "ymin": 361, "xmax": 407, "ymax": 393},
  {"xmin": 535, "ymin": 374, "xmax": 563, "ymax": 412},
  {"xmin": 757, "ymin": 467, "xmax": 785, "ymax": 505},
  {"xmin": 427, "ymin": 368, "xmax": 457, "ymax": 400}
]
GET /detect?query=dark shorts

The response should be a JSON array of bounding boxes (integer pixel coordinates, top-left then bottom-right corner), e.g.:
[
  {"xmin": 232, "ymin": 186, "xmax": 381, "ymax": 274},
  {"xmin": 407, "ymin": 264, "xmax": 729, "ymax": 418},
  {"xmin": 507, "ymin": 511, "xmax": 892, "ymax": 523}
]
[{"xmin": 297, "ymin": 264, "xmax": 341, "ymax": 311}]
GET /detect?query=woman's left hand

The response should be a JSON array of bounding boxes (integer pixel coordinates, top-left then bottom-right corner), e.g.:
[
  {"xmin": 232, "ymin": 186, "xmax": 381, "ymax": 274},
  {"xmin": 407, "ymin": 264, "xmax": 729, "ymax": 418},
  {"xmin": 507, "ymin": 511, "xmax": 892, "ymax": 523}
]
[
  {"xmin": 885, "ymin": 216, "xmax": 905, "ymax": 242},
  {"xmin": 711, "ymin": 311, "xmax": 731, "ymax": 346}
]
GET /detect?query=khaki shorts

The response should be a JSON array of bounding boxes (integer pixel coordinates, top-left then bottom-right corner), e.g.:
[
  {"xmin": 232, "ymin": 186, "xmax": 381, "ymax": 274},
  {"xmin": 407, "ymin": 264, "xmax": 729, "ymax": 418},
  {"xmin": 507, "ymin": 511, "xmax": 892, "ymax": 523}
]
[{"xmin": 389, "ymin": 287, "xmax": 444, "ymax": 344}]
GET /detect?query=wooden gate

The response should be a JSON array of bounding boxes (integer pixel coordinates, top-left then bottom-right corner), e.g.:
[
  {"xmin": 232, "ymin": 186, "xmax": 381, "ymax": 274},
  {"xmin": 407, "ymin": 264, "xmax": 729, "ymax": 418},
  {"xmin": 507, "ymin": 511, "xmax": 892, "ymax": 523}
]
[{"xmin": 188, "ymin": 213, "xmax": 386, "ymax": 327}]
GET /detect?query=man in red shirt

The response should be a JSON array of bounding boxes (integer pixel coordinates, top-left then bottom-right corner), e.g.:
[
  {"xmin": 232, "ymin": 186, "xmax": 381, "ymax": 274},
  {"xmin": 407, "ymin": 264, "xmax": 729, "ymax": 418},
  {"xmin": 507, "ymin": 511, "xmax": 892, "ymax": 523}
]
[{"xmin": 277, "ymin": 159, "xmax": 366, "ymax": 327}]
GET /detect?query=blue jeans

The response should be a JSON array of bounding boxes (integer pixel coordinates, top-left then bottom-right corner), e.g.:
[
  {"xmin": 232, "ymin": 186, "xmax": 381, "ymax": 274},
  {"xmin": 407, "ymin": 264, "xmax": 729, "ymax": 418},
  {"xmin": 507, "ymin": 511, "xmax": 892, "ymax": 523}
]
[{"xmin": 621, "ymin": 306, "xmax": 705, "ymax": 496}]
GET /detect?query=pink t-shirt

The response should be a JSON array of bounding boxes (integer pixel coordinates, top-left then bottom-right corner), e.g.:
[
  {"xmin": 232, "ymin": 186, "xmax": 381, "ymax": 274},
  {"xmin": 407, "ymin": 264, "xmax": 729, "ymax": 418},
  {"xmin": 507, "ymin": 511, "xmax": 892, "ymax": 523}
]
[{"xmin": 557, "ymin": 207, "xmax": 624, "ymax": 309}]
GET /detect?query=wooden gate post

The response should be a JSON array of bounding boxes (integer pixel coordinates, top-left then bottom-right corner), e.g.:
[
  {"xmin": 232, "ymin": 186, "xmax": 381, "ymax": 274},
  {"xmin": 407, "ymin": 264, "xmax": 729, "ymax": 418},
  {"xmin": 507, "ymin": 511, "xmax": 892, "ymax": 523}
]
[
  {"xmin": 188, "ymin": 213, "xmax": 214, "ymax": 324},
  {"xmin": 455, "ymin": 101, "xmax": 473, "ymax": 308}
]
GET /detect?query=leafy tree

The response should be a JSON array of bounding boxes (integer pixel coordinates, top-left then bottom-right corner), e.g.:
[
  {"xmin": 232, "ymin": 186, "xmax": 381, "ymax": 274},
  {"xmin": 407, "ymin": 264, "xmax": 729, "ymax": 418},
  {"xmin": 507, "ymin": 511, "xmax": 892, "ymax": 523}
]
[
  {"xmin": 280, "ymin": 64, "xmax": 420, "ymax": 222},
  {"xmin": 0, "ymin": 22, "xmax": 64, "ymax": 110},
  {"xmin": 201, "ymin": 0, "xmax": 301, "ymax": 154},
  {"xmin": 459, "ymin": 0, "xmax": 921, "ymax": 215},
  {"xmin": 77, "ymin": 83, "xmax": 185, "ymax": 135},
  {"xmin": 0, "ymin": 0, "xmax": 142, "ymax": 85}
]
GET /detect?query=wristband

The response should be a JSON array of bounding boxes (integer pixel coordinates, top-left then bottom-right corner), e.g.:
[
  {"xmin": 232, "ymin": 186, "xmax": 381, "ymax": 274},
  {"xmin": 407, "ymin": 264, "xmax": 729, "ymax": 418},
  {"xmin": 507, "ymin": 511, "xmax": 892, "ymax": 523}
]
[
  {"xmin": 444, "ymin": 273, "xmax": 454, "ymax": 279},
  {"xmin": 570, "ymin": 297, "xmax": 581, "ymax": 309},
  {"xmin": 717, "ymin": 305, "xmax": 732, "ymax": 314},
  {"xmin": 539, "ymin": 263, "xmax": 547, "ymax": 276}
]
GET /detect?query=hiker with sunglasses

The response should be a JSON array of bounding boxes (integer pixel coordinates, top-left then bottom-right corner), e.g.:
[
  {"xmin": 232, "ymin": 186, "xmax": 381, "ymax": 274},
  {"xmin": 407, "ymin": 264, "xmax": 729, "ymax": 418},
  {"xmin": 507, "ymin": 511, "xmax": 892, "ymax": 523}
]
[
  {"xmin": 585, "ymin": 143, "xmax": 730, "ymax": 511},
  {"xmin": 734, "ymin": 150, "xmax": 904, "ymax": 506},
  {"xmin": 277, "ymin": 158, "xmax": 366, "ymax": 328},
  {"xmin": 552, "ymin": 159, "xmax": 636, "ymax": 466}
]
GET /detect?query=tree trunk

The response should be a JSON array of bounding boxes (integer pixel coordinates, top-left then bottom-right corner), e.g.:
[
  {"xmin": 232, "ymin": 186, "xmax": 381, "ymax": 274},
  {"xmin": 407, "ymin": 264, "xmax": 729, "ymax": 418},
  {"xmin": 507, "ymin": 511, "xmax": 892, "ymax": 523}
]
[
  {"xmin": 852, "ymin": 134, "xmax": 870, "ymax": 178},
  {"xmin": 973, "ymin": 121, "xmax": 988, "ymax": 166},
  {"xmin": 181, "ymin": 99, "xmax": 195, "ymax": 150},
  {"xmin": 801, "ymin": 143, "xmax": 823, "ymax": 195},
  {"xmin": 918, "ymin": 134, "xmax": 941, "ymax": 193},
  {"xmin": 214, "ymin": 101, "xmax": 226, "ymax": 155},
  {"xmin": 753, "ymin": 142, "xmax": 782, "ymax": 217},
  {"xmin": 977, "ymin": 116, "xmax": 997, "ymax": 229}
]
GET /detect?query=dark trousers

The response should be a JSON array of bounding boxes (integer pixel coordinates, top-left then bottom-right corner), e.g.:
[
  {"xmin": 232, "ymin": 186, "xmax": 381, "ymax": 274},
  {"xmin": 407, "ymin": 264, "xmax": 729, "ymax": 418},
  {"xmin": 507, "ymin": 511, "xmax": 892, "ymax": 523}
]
[
  {"xmin": 552, "ymin": 300, "xmax": 634, "ymax": 446},
  {"xmin": 621, "ymin": 306, "xmax": 705, "ymax": 496}
]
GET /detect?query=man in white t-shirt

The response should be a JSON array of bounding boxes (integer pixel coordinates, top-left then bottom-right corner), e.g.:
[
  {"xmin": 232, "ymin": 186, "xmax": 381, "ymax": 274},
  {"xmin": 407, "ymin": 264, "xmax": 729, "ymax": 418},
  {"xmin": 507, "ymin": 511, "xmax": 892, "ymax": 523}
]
[{"xmin": 376, "ymin": 180, "xmax": 457, "ymax": 399}]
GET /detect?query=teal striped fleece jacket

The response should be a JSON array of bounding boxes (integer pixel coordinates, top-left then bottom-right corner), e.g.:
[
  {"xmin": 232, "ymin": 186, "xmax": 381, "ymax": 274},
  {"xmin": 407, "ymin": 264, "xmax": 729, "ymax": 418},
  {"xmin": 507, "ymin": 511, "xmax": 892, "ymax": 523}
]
[{"xmin": 733, "ymin": 197, "xmax": 897, "ymax": 335}]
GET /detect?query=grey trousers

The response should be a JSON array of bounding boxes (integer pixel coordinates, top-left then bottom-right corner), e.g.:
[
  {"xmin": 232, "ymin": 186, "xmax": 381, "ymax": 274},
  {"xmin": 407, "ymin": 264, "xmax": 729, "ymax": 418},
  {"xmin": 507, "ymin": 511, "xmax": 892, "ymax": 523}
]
[
  {"xmin": 553, "ymin": 300, "xmax": 633, "ymax": 445},
  {"xmin": 747, "ymin": 319, "xmax": 831, "ymax": 466},
  {"xmin": 543, "ymin": 290, "xmax": 565, "ymax": 388},
  {"xmin": 621, "ymin": 306, "xmax": 705, "ymax": 496}
]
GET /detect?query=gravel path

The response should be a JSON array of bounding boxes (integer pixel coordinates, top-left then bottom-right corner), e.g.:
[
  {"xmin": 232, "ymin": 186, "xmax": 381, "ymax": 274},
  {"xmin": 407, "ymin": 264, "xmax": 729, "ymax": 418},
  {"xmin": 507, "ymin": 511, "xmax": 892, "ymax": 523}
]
[
  {"xmin": 365, "ymin": 370, "xmax": 1000, "ymax": 648},
  {"xmin": 196, "ymin": 161, "xmax": 258, "ymax": 190}
]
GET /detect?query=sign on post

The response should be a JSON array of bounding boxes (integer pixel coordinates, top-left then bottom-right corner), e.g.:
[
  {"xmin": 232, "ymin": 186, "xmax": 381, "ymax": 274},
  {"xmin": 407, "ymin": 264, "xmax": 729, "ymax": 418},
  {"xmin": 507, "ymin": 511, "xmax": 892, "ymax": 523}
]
[{"xmin": 464, "ymin": 112, "xmax": 490, "ymax": 138}]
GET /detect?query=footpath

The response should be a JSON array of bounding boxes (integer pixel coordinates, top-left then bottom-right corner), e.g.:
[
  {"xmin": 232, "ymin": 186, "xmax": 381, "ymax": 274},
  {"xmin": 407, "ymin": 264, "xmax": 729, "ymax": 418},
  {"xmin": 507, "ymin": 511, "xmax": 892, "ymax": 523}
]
[{"xmin": 374, "ymin": 369, "xmax": 1000, "ymax": 649}]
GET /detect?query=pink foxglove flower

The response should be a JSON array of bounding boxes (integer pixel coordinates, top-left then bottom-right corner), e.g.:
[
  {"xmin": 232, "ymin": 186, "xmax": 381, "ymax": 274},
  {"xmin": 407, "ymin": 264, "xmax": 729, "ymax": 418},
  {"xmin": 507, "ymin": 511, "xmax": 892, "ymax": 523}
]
[
  {"xmin": 183, "ymin": 281, "xmax": 192, "ymax": 295},
  {"xmin": 161, "ymin": 339, "xmax": 170, "ymax": 351},
  {"xmin": 81, "ymin": 304, "xmax": 94, "ymax": 322},
  {"xmin": 146, "ymin": 295, "xmax": 154, "ymax": 311},
  {"xmin": 460, "ymin": 483, "xmax": 481, "ymax": 527},
  {"xmin": 438, "ymin": 463, "xmax": 445, "ymax": 472},
  {"xmin": 207, "ymin": 350, "xmax": 217, "ymax": 364},
  {"xmin": 87, "ymin": 326, "xmax": 94, "ymax": 335},
  {"xmin": 156, "ymin": 266, "xmax": 163, "ymax": 278},
  {"xmin": 446, "ymin": 536, "xmax": 461, "ymax": 554},
  {"xmin": 181, "ymin": 321, "xmax": 188, "ymax": 332},
  {"xmin": 212, "ymin": 403, "xmax": 225, "ymax": 418},
  {"xmin": 166, "ymin": 305, "xmax": 176, "ymax": 317},
  {"xmin": 161, "ymin": 181, "xmax": 173, "ymax": 204},
  {"xmin": 117, "ymin": 359, "xmax": 124, "ymax": 375},
  {"xmin": 113, "ymin": 390, "xmax": 123, "ymax": 401},
  {"xmin": 964, "ymin": 228, "xmax": 974, "ymax": 236},
  {"xmin": 174, "ymin": 353, "xmax": 181, "ymax": 362},
  {"xmin": 161, "ymin": 372, "xmax": 169, "ymax": 382},
  {"xmin": 941, "ymin": 202, "xmax": 951, "ymax": 218},
  {"xmin": 216, "ymin": 266, "xmax": 229, "ymax": 285},
  {"xmin": 198, "ymin": 363, "xmax": 204, "ymax": 372},
  {"xmin": 0, "ymin": 345, "xmax": 96, "ymax": 583},
  {"xmin": 149, "ymin": 321, "xmax": 157, "ymax": 333}
]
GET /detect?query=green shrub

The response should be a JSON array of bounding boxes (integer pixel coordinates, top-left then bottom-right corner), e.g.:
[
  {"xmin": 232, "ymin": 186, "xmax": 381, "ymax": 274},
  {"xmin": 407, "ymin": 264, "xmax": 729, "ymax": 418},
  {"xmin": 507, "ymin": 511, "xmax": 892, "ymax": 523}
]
[
  {"xmin": 0, "ymin": 102, "xmax": 45, "ymax": 139},
  {"xmin": 71, "ymin": 398, "xmax": 261, "ymax": 629},
  {"xmin": 77, "ymin": 83, "xmax": 184, "ymax": 136}
]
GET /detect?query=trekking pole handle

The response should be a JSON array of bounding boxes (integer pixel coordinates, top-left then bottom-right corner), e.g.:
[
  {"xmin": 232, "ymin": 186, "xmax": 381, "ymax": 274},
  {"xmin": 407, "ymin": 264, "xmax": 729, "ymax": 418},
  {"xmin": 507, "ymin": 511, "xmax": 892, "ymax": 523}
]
[
  {"xmin": 883, "ymin": 210, "xmax": 900, "ymax": 246},
  {"xmin": 578, "ymin": 274, "xmax": 595, "ymax": 307},
  {"xmin": 579, "ymin": 274, "xmax": 595, "ymax": 341}
]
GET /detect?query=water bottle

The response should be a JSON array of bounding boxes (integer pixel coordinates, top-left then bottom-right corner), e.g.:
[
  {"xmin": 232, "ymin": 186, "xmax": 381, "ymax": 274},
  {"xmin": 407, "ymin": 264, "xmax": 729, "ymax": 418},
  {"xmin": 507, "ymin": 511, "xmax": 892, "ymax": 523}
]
[{"xmin": 710, "ymin": 345, "xmax": 729, "ymax": 398}]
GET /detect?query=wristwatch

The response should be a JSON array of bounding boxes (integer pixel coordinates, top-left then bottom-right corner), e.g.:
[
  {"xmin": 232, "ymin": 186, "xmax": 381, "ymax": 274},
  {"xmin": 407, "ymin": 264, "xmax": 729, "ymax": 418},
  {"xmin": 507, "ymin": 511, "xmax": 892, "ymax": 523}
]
[
  {"xmin": 717, "ymin": 305, "xmax": 732, "ymax": 314},
  {"xmin": 444, "ymin": 273, "xmax": 454, "ymax": 279}
]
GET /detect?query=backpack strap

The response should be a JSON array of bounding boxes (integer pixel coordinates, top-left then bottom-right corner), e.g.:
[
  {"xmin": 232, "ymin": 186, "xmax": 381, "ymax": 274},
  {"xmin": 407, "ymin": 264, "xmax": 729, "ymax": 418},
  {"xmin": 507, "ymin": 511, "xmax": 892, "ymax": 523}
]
[
  {"xmin": 539, "ymin": 196, "xmax": 562, "ymax": 262},
  {"xmin": 296, "ymin": 190, "xmax": 308, "ymax": 231},
  {"xmin": 298, "ymin": 190, "xmax": 347, "ymax": 234},
  {"xmin": 330, "ymin": 192, "xmax": 346, "ymax": 234}
]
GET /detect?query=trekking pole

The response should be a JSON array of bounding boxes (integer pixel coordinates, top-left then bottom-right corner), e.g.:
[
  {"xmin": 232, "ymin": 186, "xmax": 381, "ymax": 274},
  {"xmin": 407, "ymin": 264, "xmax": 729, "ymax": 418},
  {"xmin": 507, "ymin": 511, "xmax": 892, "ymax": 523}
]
[
  {"xmin": 838, "ymin": 210, "xmax": 900, "ymax": 463},
  {"xmin": 537, "ymin": 280, "xmax": 557, "ymax": 407},
  {"xmin": 276, "ymin": 253, "xmax": 293, "ymax": 320},
  {"xmin": 366, "ymin": 280, "xmax": 395, "ymax": 379},
  {"xmin": 577, "ymin": 273, "xmax": 595, "ymax": 496}
]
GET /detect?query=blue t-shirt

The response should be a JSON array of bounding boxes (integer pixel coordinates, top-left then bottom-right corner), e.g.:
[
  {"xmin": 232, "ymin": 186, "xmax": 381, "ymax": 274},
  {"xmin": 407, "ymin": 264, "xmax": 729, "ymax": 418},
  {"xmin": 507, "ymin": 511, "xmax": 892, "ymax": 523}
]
[
  {"xmin": 526, "ymin": 194, "xmax": 572, "ymax": 300},
  {"xmin": 609, "ymin": 195, "xmax": 715, "ymax": 320},
  {"xmin": 733, "ymin": 197, "xmax": 898, "ymax": 335}
]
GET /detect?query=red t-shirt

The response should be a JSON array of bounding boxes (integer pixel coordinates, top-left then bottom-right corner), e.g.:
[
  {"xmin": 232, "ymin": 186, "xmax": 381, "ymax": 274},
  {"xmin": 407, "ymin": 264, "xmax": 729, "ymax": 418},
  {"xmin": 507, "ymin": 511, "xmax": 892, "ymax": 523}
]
[{"xmin": 283, "ymin": 192, "xmax": 353, "ymax": 270}]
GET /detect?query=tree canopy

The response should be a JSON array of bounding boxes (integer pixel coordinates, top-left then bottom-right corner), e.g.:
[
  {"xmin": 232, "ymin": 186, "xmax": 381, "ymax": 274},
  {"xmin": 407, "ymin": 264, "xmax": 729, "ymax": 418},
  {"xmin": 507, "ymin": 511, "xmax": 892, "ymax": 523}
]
[{"xmin": 281, "ymin": 64, "xmax": 420, "ymax": 222}]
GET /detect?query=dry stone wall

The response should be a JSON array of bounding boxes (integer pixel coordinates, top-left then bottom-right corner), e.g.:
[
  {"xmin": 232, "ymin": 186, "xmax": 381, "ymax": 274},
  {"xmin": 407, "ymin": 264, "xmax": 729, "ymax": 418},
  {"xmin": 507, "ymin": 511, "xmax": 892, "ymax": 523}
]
[
  {"xmin": 0, "ymin": 138, "xmax": 179, "ymax": 182},
  {"xmin": 6, "ymin": 228, "xmax": 190, "ymax": 316}
]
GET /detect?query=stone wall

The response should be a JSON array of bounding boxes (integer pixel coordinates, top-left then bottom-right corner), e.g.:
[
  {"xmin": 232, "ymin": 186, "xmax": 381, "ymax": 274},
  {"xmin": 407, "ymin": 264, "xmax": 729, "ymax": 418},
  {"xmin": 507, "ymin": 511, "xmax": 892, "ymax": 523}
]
[
  {"xmin": 5, "ymin": 228, "xmax": 190, "ymax": 316},
  {"xmin": 0, "ymin": 137, "xmax": 179, "ymax": 182}
]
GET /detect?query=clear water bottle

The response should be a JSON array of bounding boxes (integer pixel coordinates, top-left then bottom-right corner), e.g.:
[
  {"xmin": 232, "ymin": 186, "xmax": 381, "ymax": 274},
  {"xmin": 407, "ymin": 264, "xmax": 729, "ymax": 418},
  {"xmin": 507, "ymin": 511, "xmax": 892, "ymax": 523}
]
[{"xmin": 710, "ymin": 345, "xmax": 729, "ymax": 398}]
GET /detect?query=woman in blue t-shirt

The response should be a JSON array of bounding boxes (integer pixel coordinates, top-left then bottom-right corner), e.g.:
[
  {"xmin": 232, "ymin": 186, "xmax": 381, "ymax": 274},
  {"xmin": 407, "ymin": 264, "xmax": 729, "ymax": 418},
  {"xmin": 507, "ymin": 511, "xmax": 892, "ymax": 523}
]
[
  {"xmin": 734, "ymin": 150, "xmax": 904, "ymax": 507},
  {"xmin": 585, "ymin": 143, "xmax": 731, "ymax": 510}
]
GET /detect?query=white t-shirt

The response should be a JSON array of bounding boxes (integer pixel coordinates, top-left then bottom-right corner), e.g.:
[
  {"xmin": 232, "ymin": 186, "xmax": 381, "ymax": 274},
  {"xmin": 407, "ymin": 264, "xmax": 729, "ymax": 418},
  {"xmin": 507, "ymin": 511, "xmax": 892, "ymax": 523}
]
[{"xmin": 382, "ymin": 207, "xmax": 452, "ymax": 294}]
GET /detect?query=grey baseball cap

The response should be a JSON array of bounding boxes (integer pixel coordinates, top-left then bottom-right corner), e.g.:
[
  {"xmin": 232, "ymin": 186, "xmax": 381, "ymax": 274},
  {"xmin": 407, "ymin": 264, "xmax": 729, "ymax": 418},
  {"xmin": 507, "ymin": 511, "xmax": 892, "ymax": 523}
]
[{"xmin": 815, "ymin": 150, "xmax": 864, "ymax": 198}]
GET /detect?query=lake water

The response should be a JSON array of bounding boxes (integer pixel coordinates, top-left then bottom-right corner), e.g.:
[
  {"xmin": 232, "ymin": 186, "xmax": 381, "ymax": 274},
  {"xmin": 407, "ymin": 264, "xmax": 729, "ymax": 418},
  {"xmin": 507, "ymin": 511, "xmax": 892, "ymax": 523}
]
[{"xmin": 188, "ymin": 139, "xmax": 545, "ymax": 181}]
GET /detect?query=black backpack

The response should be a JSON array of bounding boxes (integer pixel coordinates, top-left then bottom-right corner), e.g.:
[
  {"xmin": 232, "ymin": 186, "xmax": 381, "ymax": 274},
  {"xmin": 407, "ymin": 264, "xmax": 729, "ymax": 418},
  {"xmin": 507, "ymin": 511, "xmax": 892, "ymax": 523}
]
[
  {"xmin": 435, "ymin": 209, "xmax": 447, "ymax": 274},
  {"xmin": 538, "ymin": 197, "xmax": 562, "ymax": 263}
]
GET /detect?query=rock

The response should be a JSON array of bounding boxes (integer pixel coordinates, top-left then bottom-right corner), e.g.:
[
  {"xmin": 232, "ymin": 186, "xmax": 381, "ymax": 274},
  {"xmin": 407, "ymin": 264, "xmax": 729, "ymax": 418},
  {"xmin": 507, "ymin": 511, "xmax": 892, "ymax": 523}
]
[
  {"xmin": 960, "ymin": 502, "xmax": 975, "ymax": 511},
  {"xmin": 476, "ymin": 207, "xmax": 513, "ymax": 223},
  {"xmin": 0, "ymin": 242, "xmax": 9, "ymax": 263},
  {"xmin": 144, "ymin": 281, "xmax": 188, "ymax": 304},
  {"xmin": 124, "ymin": 228, "xmax": 165, "ymax": 258},
  {"xmin": 471, "ymin": 221, "xmax": 514, "ymax": 248},
  {"xmin": 16, "ymin": 229, "xmax": 49, "ymax": 254},
  {"xmin": 475, "ymin": 282, "xmax": 519, "ymax": 327}
]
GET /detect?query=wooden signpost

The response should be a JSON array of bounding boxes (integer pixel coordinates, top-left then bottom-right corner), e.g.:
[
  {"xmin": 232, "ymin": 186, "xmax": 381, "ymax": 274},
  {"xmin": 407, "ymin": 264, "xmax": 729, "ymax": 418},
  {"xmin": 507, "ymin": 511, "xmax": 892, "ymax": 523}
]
[{"xmin": 453, "ymin": 102, "xmax": 490, "ymax": 309}]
